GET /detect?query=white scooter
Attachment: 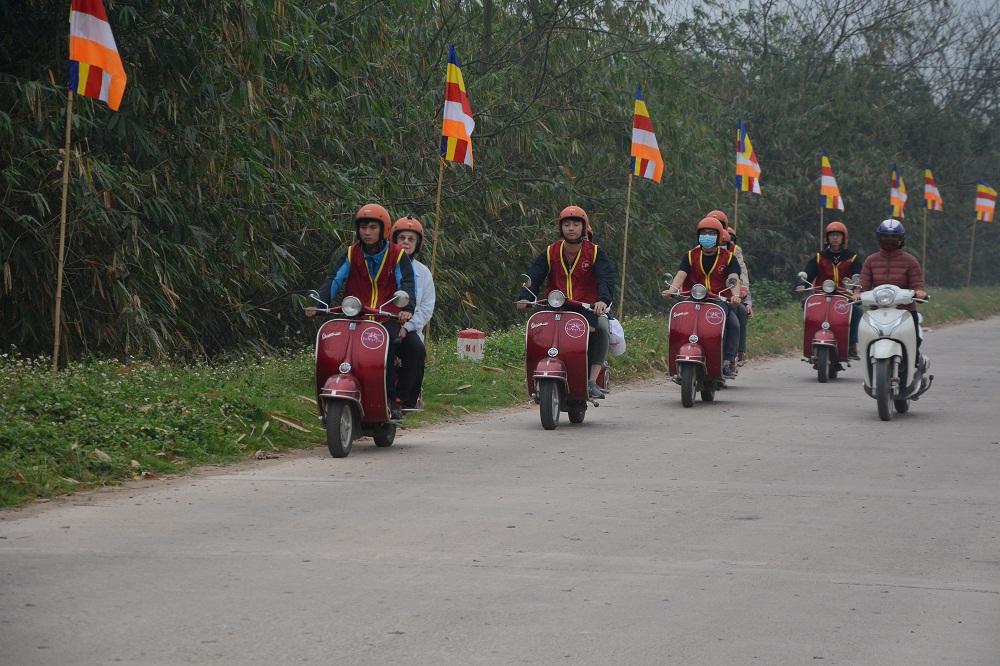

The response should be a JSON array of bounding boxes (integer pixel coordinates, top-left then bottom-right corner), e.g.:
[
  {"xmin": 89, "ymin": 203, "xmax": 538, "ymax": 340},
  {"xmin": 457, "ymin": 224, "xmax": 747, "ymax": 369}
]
[{"xmin": 857, "ymin": 284, "xmax": 933, "ymax": 421}]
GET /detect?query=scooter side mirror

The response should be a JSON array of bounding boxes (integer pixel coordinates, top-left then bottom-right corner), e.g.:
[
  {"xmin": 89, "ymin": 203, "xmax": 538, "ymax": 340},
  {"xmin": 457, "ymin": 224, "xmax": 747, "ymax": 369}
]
[
  {"xmin": 308, "ymin": 290, "xmax": 330, "ymax": 309},
  {"xmin": 520, "ymin": 273, "xmax": 537, "ymax": 300},
  {"xmin": 726, "ymin": 276, "xmax": 738, "ymax": 289},
  {"xmin": 663, "ymin": 272, "xmax": 674, "ymax": 285},
  {"xmin": 797, "ymin": 271, "xmax": 809, "ymax": 282},
  {"xmin": 390, "ymin": 290, "xmax": 410, "ymax": 309}
]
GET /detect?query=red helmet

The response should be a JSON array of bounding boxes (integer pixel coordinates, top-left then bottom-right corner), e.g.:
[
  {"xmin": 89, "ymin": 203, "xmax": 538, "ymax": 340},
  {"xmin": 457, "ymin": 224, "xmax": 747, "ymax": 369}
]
[
  {"xmin": 392, "ymin": 216, "xmax": 425, "ymax": 253},
  {"xmin": 696, "ymin": 216, "xmax": 725, "ymax": 234},
  {"xmin": 824, "ymin": 221, "xmax": 848, "ymax": 247},
  {"xmin": 720, "ymin": 228, "xmax": 731, "ymax": 244},
  {"xmin": 354, "ymin": 203, "xmax": 392, "ymax": 240},
  {"xmin": 706, "ymin": 209, "xmax": 729, "ymax": 228}
]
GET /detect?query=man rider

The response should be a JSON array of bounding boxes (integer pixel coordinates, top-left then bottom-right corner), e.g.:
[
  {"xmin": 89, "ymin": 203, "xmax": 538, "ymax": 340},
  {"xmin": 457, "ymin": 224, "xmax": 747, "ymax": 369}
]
[
  {"xmin": 800, "ymin": 220, "xmax": 865, "ymax": 359},
  {"xmin": 857, "ymin": 218, "xmax": 928, "ymax": 360},
  {"xmin": 708, "ymin": 210, "xmax": 750, "ymax": 365},
  {"xmin": 517, "ymin": 205, "xmax": 616, "ymax": 399},
  {"xmin": 662, "ymin": 216, "xmax": 742, "ymax": 378},
  {"xmin": 307, "ymin": 203, "xmax": 416, "ymax": 420},
  {"xmin": 391, "ymin": 215, "xmax": 435, "ymax": 410}
]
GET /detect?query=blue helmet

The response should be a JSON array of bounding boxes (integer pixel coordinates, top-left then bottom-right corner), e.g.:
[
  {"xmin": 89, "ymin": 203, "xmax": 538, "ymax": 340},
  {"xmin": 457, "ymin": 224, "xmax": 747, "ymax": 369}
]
[{"xmin": 877, "ymin": 218, "xmax": 905, "ymax": 236}]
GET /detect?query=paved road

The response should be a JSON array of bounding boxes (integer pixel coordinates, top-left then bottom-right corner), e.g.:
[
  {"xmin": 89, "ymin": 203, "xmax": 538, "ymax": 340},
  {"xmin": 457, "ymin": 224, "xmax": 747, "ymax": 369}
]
[{"xmin": 2, "ymin": 318, "xmax": 999, "ymax": 665}]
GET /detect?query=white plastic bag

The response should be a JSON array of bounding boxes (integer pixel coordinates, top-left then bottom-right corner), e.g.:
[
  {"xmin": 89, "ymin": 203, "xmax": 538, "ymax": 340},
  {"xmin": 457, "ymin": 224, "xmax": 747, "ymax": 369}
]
[{"xmin": 608, "ymin": 317, "xmax": 627, "ymax": 356}]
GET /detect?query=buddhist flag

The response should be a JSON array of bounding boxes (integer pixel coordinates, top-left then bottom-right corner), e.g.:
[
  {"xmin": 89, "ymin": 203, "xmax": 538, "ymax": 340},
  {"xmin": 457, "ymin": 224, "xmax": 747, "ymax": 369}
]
[
  {"xmin": 975, "ymin": 181, "xmax": 997, "ymax": 222},
  {"xmin": 735, "ymin": 120, "xmax": 761, "ymax": 194},
  {"xmin": 629, "ymin": 87, "xmax": 664, "ymax": 183},
  {"xmin": 890, "ymin": 164, "xmax": 907, "ymax": 218},
  {"xmin": 819, "ymin": 152, "xmax": 844, "ymax": 211},
  {"xmin": 923, "ymin": 166, "xmax": 943, "ymax": 212},
  {"xmin": 68, "ymin": 0, "xmax": 127, "ymax": 111},
  {"xmin": 439, "ymin": 45, "xmax": 474, "ymax": 167}
]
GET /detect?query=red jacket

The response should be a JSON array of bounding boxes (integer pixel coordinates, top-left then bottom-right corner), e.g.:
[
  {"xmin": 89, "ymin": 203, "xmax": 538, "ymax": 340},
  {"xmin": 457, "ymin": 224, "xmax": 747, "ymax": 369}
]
[
  {"xmin": 545, "ymin": 240, "xmax": 600, "ymax": 303},
  {"xmin": 860, "ymin": 248, "xmax": 924, "ymax": 311}
]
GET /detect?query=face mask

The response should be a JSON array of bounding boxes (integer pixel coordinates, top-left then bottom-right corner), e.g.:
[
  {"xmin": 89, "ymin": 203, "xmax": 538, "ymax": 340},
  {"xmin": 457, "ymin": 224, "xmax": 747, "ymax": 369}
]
[
  {"xmin": 698, "ymin": 234, "xmax": 717, "ymax": 249},
  {"xmin": 879, "ymin": 238, "xmax": 900, "ymax": 251}
]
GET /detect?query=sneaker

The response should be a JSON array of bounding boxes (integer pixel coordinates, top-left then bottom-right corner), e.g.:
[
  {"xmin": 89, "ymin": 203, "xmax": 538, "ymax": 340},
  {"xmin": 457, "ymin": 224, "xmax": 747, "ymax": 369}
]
[
  {"xmin": 587, "ymin": 380, "xmax": 604, "ymax": 399},
  {"xmin": 736, "ymin": 352, "xmax": 747, "ymax": 366},
  {"xmin": 722, "ymin": 361, "xmax": 736, "ymax": 378},
  {"xmin": 848, "ymin": 344, "xmax": 860, "ymax": 360},
  {"xmin": 389, "ymin": 403, "xmax": 403, "ymax": 420}
]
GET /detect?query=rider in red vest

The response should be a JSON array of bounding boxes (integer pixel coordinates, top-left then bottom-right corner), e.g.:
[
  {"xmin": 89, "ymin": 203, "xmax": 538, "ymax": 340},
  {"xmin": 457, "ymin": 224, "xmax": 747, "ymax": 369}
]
[
  {"xmin": 517, "ymin": 205, "xmax": 617, "ymax": 399},
  {"xmin": 708, "ymin": 209, "xmax": 751, "ymax": 365},
  {"xmin": 307, "ymin": 203, "xmax": 416, "ymax": 419},
  {"xmin": 799, "ymin": 220, "xmax": 865, "ymax": 359},
  {"xmin": 662, "ymin": 216, "xmax": 743, "ymax": 377}
]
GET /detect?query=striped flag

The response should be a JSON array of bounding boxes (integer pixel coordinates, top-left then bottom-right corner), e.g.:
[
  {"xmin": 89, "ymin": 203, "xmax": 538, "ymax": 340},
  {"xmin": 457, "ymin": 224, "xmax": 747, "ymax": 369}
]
[
  {"xmin": 629, "ymin": 87, "xmax": 664, "ymax": 183},
  {"xmin": 975, "ymin": 181, "xmax": 997, "ymax": 222},
  {"xmin": 439, "ymin": 45, "xmax": 474, "ymax": 167},
  {"xmin": 68, "ymin": 0, "xmax": 127, "ymax": 111},
  {"xmin": 819, "ymin": 152, "xmax": 844, "ymax": 211},
  {"xmin": 735, "ymin": 120, "xmax": 761, "ymax": 194},
  {"xmin": 890, "ymin": 164, "xmax": 907, "ymax": 218},
  {"xmin": 923, "ymin": 166, "xmax": 943, "ymax": 211}
]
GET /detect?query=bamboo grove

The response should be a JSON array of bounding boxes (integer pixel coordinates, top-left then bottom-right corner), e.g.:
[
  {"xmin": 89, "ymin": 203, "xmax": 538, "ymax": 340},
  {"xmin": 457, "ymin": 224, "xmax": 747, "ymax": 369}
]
[{"xmin": 2, "ymin": 0, "xmax": 998, "ymax": 359}]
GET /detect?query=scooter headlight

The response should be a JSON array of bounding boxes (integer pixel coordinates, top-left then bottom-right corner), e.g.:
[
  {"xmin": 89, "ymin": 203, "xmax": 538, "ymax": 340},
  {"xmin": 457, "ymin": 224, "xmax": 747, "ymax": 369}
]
[
  {"xmin": 822, "ymin": 279, "xmax": 836, "ymax": 294},
  {"xmin": 874, "ymin": 287, "xmax": 896, "ymax": 307},
  {"xmin": 546, "ymin": 290, "xmax": 566, "ymax": 308},
  {"xmin": 341, "ymin": 296, "xmax": 363, "ymax": 317},
  {"xmin": 691, "ymin": 284, "xmax": 708, "ymax": 300}
]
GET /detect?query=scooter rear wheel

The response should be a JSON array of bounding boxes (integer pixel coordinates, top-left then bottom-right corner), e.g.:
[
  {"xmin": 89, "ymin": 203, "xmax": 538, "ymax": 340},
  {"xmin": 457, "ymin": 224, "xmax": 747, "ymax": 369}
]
[
  {"xmin": 874, "ymin": 359, "xmax": 894, "ymax": 422},
  {"xmin": 893, "ymin": 398, "xmax": 910, "ymax": 414},
  {"xmin": 568, "ymin": 401, "xmax": 587, "ymax": 424},
  {"xmin": 680, "ymin": 364, "xmax": 696, "ymax": 408},
  {"xmin": 373, "ymin": 422, "xmax": 396, "ymax": 447},
  {"xmin": 816, "ymin": 346, "xmax": 830, "ymax": 383},
  {"xmin": 700, "ymin": 386, "xmax": 715, "ymax": 402},
  {"xmin": 325, "ymin": 400, "xmax": 355, "ymax": 457},
  {"xmin": 538, "ymin": 380, "xmax": 561, "ymax": 430}
]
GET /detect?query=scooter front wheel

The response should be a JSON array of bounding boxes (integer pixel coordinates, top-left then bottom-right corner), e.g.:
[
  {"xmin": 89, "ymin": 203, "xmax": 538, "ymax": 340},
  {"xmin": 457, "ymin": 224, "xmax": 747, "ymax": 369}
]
[
  {"xmin": 538, "ymin": 380, "xmax": 561, "ymax": 430},
  {"xmin": 325, "ymin": 400, "xmax": 355, "ymax": 457},
  {"xmin": 680, "ymin": 364, "xmax": 696, "ymax": 408},
  {"xmin": 816, "ymin": 346, "xmax": 830, "ymax": 383},
  {"xmin": 874, "ymin": 359, "xmax": 894, "ymax": 422}
]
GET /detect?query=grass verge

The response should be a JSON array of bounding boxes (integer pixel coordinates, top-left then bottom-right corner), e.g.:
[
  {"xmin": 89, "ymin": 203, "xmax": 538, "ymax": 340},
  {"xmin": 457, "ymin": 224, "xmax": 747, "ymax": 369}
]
[{"xmin": 3, "ymin": 286, "xmax": 998, "ymax": 507}]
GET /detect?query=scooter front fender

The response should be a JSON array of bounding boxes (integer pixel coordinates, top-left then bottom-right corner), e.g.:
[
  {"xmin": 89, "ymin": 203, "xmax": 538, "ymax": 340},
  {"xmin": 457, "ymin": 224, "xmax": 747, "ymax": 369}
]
[
  {"xmin": 812, "ymin": 329, "xmax": 837, "ymax": 347},
  {"xmin": 320, "ymin": 374, "xmax": 364, "ymax": 418},
  {"xmin": 532, "ymin": 357, "xmax": 568, "ymax": 390},
  {"xmin": 869, "ymin": 338, "xmax": 902, "ymax": 360},
  {"xmin": 676, "ymin": 343, "xmax": 705, "ymax": 365}
]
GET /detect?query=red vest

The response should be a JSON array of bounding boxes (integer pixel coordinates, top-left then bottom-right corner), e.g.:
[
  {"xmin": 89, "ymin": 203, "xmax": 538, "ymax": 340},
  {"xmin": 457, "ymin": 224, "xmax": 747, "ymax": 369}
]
[
  {"xmin": 814, "ymin": 251, "xmax": 858, "ymax": 287},
  {"xmin": 682, "ymin": 246, "xmax": 734, "ymax": 294},
  {"xmin": 345, "ymin": 242, "xmax": 406, "ymax": 315},
  {"xmin": 545, "ymin": 240, "xmax": 599, "ymax": 303}
]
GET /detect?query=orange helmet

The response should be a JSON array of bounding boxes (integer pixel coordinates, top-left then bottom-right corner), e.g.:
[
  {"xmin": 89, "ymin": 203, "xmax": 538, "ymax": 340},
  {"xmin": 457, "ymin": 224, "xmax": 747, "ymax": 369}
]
[
  {"xmin": 392, "ymin": 215, "xmax": 425, "ymax": 253},
  {"xmin": 558, "ymin": 205, "xmax": 589, "ymax": 226},
  {"xmin": 706, "ymin": 209, "xmax": 729, "ymax": 228},
  {"xmin": 696, "ymin": 216, "xmax": 725, "ymax": 235},
  {"xmin": 720, "ymin": 228, "xmax": 731, "ymax": 244},
  {"xmin": 824, "ymin": 221, "xmax": 848, "ymax": 247},
  {"xmin": 354, "ymin": 203, "xmax": 392, "ymax": 240}
]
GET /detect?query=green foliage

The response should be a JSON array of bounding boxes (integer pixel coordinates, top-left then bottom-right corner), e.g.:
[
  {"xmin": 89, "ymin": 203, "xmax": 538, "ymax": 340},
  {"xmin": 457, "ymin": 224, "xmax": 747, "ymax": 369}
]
[
  {"xmin": 751, "ymin": 278, "xmax": 794, "ymax": 310},
  {"xmin": 1, "ymin": 1, "xmax": 998, "ymax": 361}
]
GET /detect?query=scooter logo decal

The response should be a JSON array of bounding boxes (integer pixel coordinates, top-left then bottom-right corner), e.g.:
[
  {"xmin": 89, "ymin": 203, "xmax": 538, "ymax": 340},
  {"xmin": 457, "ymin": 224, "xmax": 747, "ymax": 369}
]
[
  {"xmin": 672, "ymin": 311, "xmax": 689, "ymax": 318},
  {"xmin": 807, "ymin": 301, "xmax": 822, "ymax": 308},
  {"xmin": 564, "ymin": 319, "xmax": 587, "ymax": 338},
  {"xmin": 530, "ymin": 321, "xmax": 549, "ymax": 329},
  {"xmin": 834, "ymin": 300, "xmax": 851, "ymax": 315},
  {"xmin": 321, "ymin": 331, "xmax": 342, "ymax": 341},
  {"xmin": 360, "ymin": 327, "xmax": 387, "ymax": 350},
  {"xmin": 705, "ymin": 309, "xmax": 724, "ymax": 325}
]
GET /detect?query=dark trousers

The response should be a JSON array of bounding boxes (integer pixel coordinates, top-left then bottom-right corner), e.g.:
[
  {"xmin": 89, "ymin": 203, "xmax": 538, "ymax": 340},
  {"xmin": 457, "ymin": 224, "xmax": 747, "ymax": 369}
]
[
  {"xmin": 721, "ymin": 303, "xmax": 739, "ymax": 362},
  {"xmin": 734, "ymin": 303, "xmax": 748, "ymax": 353},
  {"xmin": 395, "ymin": 330, "xmax": 426, "ymax": 407},
  {"xmin": 850, "ymin": 303, "xmax": 862, "ymax": 345},
  {"xmin": 383, "ymin": 321, "xmax": 402, "ymax": 403}
]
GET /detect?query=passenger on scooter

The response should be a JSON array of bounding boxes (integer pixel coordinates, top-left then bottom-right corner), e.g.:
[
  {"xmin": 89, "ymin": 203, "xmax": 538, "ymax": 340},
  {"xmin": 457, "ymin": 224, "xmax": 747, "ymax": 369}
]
[
  {"xmin": 857, "ymin": 218, "xmax": 927, "ymax": 357},
  {"xmin": 708, "ymin": 210, "xmax": 751, "ymax": 365},
  {"xmin": 662, "ymin": 216, "xmax": 742, "ymax": 377},
  {"xmin": 391, "ymin": 216, "xmax": 435, "ymax": 409},
  {"xmin": 799, "ymin": 220, "xmax": 865, "ymax": 359},
  {"xmin": 517, "ymin": 205, "xmax": 616, "ymax": 399},
  {"xmin": 307, "ymin": 203, "xmax": 416, "ymax": 420}
]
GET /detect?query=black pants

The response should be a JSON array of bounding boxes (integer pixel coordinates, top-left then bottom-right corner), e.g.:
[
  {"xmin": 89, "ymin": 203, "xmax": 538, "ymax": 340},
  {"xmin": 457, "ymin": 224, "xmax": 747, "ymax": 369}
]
[
  {"xmin": 721, "ymin": 303, "xmax": 739, "ymax": 362},
  {"xmin": 383, "ymin": 321, "xmax": 402, "ymax": 403},
  {"xmin": 850, "ymin": 303, "xmax": 862, "ymax": 346},
  {"xmin": 395, "ymin": 330, "xmax": 426, "ymax": 407},
  {"xmin": 734, "ymin": 303, "xmax": 748, "ymax": 353}
]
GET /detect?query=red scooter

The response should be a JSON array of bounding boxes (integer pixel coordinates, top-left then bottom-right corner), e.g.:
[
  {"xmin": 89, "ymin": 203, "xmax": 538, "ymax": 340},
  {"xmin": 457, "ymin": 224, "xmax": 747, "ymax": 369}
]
[
  {"xmin": 664, "ymin": 276, "xmax": 737, "ymax": 407},
  {"xmin": 796, "ymin": 272, "xmax": 856, "ymax": 383},
  {"xmin": 307, "ymin": 289, "xmax": 409, "ymax": 458},
  {"xmin": 519, "ymin": 277, "xmax": 609, "ymax": 430}
]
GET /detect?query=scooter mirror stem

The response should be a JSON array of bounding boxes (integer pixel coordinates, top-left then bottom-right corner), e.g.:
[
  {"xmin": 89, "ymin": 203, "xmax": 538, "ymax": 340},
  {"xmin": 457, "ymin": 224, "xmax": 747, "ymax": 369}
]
[{"xmin": 308, "ymin": 291, "xmax": 330, "ymax": 309}]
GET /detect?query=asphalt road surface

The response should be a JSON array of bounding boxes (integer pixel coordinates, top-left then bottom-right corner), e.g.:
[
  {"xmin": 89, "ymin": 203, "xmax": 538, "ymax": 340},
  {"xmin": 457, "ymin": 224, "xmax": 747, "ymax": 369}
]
[{"xmin": 2, "ymin": 318, "xmax": 998, "ymax": 665}]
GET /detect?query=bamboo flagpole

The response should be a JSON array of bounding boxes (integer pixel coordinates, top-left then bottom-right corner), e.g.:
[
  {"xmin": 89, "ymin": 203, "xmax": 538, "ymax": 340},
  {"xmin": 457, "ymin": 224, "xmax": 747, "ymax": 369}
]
[
  {"xmin": 424, "ymin": 157, "xmax": 447, "ymax": 342},
  {"xmin": 965, "ymin": 219, "xmax": 977, "ymax": 286},
  {"xmin": 921, "ymin": 206, "xmax": 928, "ymax": 282},
  {"xmin": 52, "ymin": 90, "xmax": 75, "ymax": 373},
  {"xmin": 819, "ymin": 207, "xmax": 825, "ymax": 251},
  {"xmin": 616, "ymin": 174, "xmax": 634, "ymax": 319},
  {"xmin": 733, "ymin": 188, "xmax": 740, "ymax": 230}
]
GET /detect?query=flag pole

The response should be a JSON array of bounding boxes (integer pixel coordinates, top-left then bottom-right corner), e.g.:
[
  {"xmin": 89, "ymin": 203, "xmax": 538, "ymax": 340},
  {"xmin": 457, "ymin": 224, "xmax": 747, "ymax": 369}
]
[
  {"xmin": 819, "ymin": 207, "xmax": 825, "ymax": 251},
  {"xmin": 424, "ymin": 156, "xmax": 446, "ymax": 342},
  {"xmin": 52, "ymin": 90, "xmax": 74, "ymax": 373},
  {"xmin": 617, "ymin": 173, "xmax": 634, "ymax": 320},
  {"xmin": 733, "ymin": 188, "xmax": 740, "ymax": 229},
  {"xmin": 921, "ymin": 207, "xmax": 928, "ymax": 283},
  {"xmin": 966, "ymin": 218, "xmax": 977, "ymax": 287}
]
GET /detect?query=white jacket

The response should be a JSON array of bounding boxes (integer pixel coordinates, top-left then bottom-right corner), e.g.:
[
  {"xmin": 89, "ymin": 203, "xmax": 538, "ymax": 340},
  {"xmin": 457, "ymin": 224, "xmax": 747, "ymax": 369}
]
[{"xmin": 404, "ymin": 258, "xmax": 436, "ymax": 341}]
